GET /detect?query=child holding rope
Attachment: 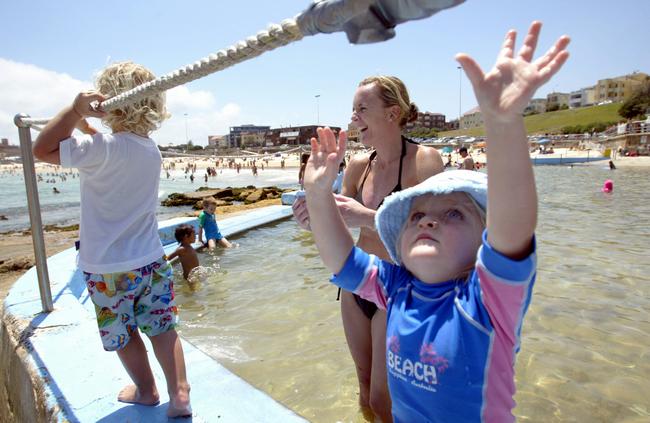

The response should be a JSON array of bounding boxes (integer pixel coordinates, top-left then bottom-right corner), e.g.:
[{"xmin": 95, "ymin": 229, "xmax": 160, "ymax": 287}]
[
  {"xmin": 302, "ymin": 22, "xmax": 569, "ymax": 421},
  {"xmin": 33, "ymin": 61, "xmax": 191, "ymax": 418}
]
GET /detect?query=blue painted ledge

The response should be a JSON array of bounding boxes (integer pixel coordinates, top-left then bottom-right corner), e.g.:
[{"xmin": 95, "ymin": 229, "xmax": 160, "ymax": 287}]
[{"xmin": 2, "ymin": 203, "xmax": 307, "ymax": 422}]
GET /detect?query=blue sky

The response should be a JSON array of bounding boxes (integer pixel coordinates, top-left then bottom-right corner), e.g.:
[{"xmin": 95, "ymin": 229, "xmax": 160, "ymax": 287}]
[{"xmin": 1, "ymin": 0, "xmax": 649, "ymax": 145}]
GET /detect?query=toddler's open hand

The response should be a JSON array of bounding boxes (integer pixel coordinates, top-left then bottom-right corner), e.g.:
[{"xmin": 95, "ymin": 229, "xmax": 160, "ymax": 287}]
[
  {"xmin": 456, "ymin": 21, "xmax": 570, "ymax": 124},
  {"xmin": 304, "ymin": 127, "xmax": 347, "ymax": 193}
]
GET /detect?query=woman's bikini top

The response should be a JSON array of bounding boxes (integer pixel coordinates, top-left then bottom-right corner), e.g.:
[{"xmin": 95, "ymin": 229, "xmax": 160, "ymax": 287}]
[{"xmin": 355, "ymin": 136, "xmax": 418, "ymax": 209}]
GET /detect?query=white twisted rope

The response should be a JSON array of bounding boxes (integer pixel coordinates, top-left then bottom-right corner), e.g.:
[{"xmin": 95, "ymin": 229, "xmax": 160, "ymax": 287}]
[{"xmin": 100, "ymin": 19, "xmax": 303, "ymax": 112}]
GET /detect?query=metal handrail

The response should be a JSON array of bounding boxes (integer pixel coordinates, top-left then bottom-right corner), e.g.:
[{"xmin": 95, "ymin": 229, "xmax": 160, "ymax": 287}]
[{"xmin": 14, "ymin": 114, "xmax": 53, "ymax": 312}]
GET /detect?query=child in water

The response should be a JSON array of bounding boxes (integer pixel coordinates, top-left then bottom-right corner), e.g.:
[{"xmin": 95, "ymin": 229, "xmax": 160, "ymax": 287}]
[
  {"xmin": 198, "ymin": 197, "xmax": 232, "ymax": 249},
  {"xmin": 302, "ymin": 22, "xmax": 569, "ymax": 421},
  {"xmin": 32, "ymin": 61, "xmax": 191, "ymax": 417},
  {"xmin": 167, "ymin": 224, "xmax": 200, "ymax": 280}
]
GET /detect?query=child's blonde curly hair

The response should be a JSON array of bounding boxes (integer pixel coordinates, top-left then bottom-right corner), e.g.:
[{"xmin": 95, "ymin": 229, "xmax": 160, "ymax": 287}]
[{"xmin": 95, "ymin": 61, "xmax": 170, "ymax": 136}]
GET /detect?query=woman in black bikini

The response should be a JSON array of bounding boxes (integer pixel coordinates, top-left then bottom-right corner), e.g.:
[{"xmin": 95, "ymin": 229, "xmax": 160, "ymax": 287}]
[{"xmin": 293, "ymin": 76, "xmax": 444, "ymax": 422}]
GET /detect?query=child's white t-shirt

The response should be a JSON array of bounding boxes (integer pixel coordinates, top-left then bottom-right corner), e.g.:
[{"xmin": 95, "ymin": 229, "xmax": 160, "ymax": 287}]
[{"xmin": 60, "ymin": 132, "xmax": 165, "ymax": 274}]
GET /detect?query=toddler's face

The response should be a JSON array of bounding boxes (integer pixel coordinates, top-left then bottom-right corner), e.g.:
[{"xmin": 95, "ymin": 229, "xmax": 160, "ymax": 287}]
[
  {"xmin": 399, "ymin": 193, "xmax": 483, "ymax": 283},
  {"xmin": 204, "ymin": 204, "xmax": 217, "ymax": 214}
]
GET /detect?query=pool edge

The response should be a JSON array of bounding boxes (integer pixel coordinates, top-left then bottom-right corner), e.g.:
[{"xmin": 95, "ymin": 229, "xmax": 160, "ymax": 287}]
[{"xmin": 1, "ymin": 203, "xmax": 309, "ymax": 422}]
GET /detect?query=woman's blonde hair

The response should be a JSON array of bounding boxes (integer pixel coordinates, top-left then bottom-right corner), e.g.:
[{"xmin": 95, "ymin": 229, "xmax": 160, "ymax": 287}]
[
  {"xmin": 95, "ymin": 61, "xmax": 169, "ymax": 135},
  {"xmin": 358, "ymin": 75, "xmax": 418, "ymax": 128}
]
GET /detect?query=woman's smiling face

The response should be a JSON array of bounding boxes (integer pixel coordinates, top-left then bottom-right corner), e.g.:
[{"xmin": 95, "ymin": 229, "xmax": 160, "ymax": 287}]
[
  {"xmin": 399, "ymin": 192, "xmax": 484, "ymax": 283},
  {"xmin": 350, "ymin": 83, "xmax": 396, "ymax": 147}
]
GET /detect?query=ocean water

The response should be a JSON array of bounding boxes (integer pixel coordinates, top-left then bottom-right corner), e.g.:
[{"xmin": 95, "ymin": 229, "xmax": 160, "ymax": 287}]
[
  {"xmin": 172, "ymin": 164, "xmax": 650, "ymax": 422},
  {"xmin": 0, "ymin": 166, "xmax": 299, "ymax": 233}
]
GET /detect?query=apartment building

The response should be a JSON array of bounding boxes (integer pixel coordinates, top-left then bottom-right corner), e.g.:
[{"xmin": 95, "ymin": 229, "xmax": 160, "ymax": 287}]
[
  {"xmin": 404, "ymin": 111, "xmax": 446, "ymax": 132},
  {"xmin": 569, "ymin": 86, "xmax": 596, "ymax": 108},
  {"xmin": 207, "ymin": 135, "xmax": 228, "ymax": 149},
  {"xmin": 229, "ymin": 125, "xmax": 271, "ymax": 148},
  {"xmin": 594, "ymin": 72, "xmax": 649, "ymax": 103},
  {"xmin": 265, "ymin": 125, "xmax": 342, "ymax": 146},
  {"xmin": 546, "ymin": 92, "xmax": 570, "ymax": 111},
  {"xmin": 524, "ymin": 98, "xmax": 547, "ymax": 115},
  {"xmin": 346, "ymin": 125, "xmax": 360, "ymax": 142},
  {"xmin": 459, "ymin": 107, "xmax": 483, "ymax": 129}
]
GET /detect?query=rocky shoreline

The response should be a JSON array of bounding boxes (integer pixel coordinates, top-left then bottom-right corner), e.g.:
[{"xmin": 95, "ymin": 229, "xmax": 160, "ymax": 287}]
[{"xmin": 161, "ymin": 185, "xmax": 288, "ymax": 209}]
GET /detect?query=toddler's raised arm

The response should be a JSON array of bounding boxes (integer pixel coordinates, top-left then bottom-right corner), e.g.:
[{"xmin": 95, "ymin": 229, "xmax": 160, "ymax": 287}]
[
  {"xmin": 456, "ymin": 21, "xmax": 570, "ymax": 259},
  {"xmin": 304, "ymin": 127, "xmax": 355, "ymax": 273}
]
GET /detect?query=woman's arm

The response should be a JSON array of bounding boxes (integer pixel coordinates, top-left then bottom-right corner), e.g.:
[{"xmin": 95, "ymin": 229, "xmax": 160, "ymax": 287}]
[{"xmin": 457, "ymin": 21, "xmax": 569, "ymax": 259}]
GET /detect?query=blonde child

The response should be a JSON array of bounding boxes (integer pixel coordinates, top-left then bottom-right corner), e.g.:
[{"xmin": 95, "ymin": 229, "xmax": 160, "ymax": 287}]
[
  {"xmin": 303, "ymin": 22, "xmax": 569, "ymax": 421},
  {"xmin": 33, "ymin": 62, "xmax": 191, "ymax": 417},
  {"xmin": 167, "ymin": 224, "xmax": 200, "ymax": 280},
  {"xmin": 198, "ymin": 197, "xmax": 232, "ymax": 249}
]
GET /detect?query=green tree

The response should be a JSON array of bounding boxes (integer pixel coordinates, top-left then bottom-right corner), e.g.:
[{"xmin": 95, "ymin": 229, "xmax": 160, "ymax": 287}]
[{"xmin": 619, "ymin": 81, "xmax": 650, "ymax": 119}]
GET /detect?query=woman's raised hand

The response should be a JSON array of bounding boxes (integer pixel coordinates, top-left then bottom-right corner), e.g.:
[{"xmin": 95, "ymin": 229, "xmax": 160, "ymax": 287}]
[
  {"xmin": 304, "ymin": 127, "xmax": 347, "ymax": 193},
  {"xmin": 456, "ymin": 21, "xmax": 570, "ymax": 123}
]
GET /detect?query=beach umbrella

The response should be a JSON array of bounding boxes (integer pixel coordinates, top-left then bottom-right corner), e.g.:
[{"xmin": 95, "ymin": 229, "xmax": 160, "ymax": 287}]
[{"xmin": 441, "ymin": 146, "xmax": 453, "ymax": 153}]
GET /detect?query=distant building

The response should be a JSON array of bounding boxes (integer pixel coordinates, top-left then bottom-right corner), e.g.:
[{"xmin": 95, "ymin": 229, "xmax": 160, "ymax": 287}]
[
  {"xmin": 595, "ymin": 72, "xmax": 650, "ymax": 104},
  {"xmin": 265, "ymin": 125, "xmax": 341, "ymax": 146},
  {"xmin": 241, "ymin": 132, "xmax": 266, "ymax": 148},
  {"xmin": 208, "ymin": 135, "xmax": 227, "ymax": 149},
  {"xmin": 546, "ymin": 92, "xmax": 570, "ymax": 111},
  {"xmin": 459, "ymin": 107, "xmax": 483, "ymax": 129},
  {"xmin": 525, "ymin": 98, "xmax": 547, "ymax": 115},
  {"xmin": 404, "ymin": 111, "xmax": 446, "ymax": 132},
  {"xmin": 443, "ymin": 119, "xmax": 458, "ymax": 131},
  {"xmin": 229, "ymin": 125, "xmax": 270, "ymax": 148},
  {"xmin": 569, "ymin": 86, "xmax": 596, "ymax": 108},
  {"xmin": 347, "ymin": 125, "xmax": 360, "ymax": 142}
]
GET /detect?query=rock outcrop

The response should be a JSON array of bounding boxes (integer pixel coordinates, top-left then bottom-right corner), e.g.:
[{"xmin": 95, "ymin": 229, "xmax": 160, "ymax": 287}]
[{"xmin": 161, "ymin": 186, "xmax": 288, "ymax": 209}]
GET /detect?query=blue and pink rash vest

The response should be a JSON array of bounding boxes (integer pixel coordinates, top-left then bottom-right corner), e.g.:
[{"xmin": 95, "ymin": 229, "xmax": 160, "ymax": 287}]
[{"xmin": 331, "ymin": 231, "xmax": 537, "ymax": 423}]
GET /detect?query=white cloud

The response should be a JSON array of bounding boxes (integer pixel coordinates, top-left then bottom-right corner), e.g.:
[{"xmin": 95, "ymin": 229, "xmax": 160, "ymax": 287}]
[{"xmin": 0, "ymin": 58, "xmax": 240, "ymax": 146}]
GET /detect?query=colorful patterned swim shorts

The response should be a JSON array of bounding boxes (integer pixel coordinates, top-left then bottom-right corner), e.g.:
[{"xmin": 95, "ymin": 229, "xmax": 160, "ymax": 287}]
[{"xmin": 84, "ymin": 257, "xmax": 178, "ymax": 351}]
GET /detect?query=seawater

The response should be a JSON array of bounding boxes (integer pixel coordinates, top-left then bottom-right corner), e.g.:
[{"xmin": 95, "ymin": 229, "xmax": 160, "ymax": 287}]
[
  {"xmin": 173, "ymin": 164, "xmax": 650, "ymax": 422},
  {"xmin": 0, "ymin": 167, "xmax": 299, "ymax": 233}
]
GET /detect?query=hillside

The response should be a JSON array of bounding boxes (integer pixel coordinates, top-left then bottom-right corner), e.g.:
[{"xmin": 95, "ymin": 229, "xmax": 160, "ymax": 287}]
[{"xmin": 439, "ymin": 103, "xmax": 622, "ymax": 137}]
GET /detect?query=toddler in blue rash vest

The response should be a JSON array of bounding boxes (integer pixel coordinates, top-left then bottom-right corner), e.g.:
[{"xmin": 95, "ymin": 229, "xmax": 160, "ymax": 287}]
[
  {"xmin": 198, "ymin": 196, "xmax": 232, "ymax": 249},
  {"xmin": 32, "ymin": 62, "xmax": 191, "ymax": 418},
  {"xmin": 302, "ymin": 22, "xmax": 570, "ymax": 422}
]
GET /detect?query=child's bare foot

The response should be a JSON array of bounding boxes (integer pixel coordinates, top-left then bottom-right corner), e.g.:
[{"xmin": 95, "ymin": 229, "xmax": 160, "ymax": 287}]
[
  {"xmin": 117, "ymin": 384, "xmax": 160, "ymax": 406},
  {"xmin": 167, "ymin": 387, "xmax": 192, "ymax": 418}
]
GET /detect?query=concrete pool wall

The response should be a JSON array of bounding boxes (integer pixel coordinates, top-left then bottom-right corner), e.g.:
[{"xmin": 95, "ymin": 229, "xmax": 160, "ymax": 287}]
[{"xmin": 1, "ymin": 202, "xmax": 308, "ymax": 422}]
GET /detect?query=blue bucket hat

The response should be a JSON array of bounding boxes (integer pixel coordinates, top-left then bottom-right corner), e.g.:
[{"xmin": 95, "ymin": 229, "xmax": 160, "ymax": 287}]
[{"xmin": 375, "ymin": 170, "xmax": 487, "ymax": 264}]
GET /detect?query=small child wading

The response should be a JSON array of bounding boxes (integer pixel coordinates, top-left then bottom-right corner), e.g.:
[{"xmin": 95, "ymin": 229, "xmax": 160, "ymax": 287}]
[
  {"xmin": 198, "ymin": 197, "xmax": 232, "ymax": 249},
  {"xmin": 33, "ymin": 61, "xmax": 192, "ymax": 418},
  {"xmin": 167, "ymin": 224, "xmax": 200, "ymax": 281},
  {"xmin": 303, "ymin": 22, "xmax": 569, "ymax": 422}
]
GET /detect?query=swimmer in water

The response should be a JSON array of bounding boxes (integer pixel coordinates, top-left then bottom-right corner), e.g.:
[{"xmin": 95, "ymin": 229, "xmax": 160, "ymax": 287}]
[{"xmin": 601, "ymin": 179, "xmax": 613, "ymax": 193}]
